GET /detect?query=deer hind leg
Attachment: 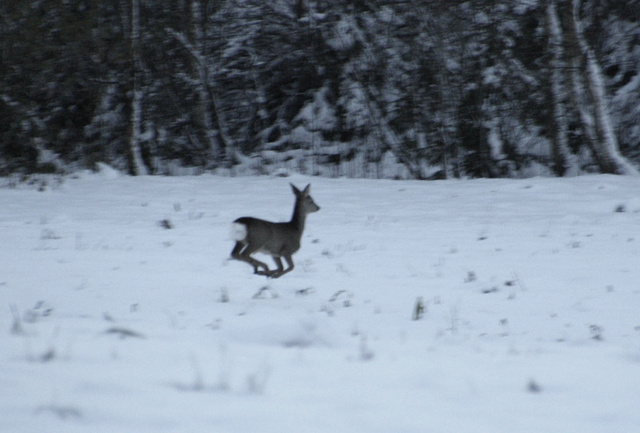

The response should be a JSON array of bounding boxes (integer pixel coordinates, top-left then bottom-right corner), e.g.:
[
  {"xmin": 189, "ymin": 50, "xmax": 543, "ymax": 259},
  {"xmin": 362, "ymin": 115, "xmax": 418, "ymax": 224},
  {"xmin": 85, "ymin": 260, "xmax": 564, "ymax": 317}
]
[{"xmin": 231, "ymin": 242, "xmax": 270, "ymax": 275}]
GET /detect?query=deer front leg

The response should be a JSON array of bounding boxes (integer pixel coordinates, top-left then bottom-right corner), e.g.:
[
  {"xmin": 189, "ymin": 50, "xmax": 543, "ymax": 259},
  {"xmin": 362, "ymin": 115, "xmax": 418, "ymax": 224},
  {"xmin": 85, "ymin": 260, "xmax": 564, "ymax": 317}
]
[
  {"xmin": 269, "ymin": 255, "xmax": 294, "ymax": 278},
  {"xmin": 281, "ymin": 255, "xmax": 295, "ymax": 275},
  {"xmin": 268, "ymin": 256, "xmax": 285, "ymax": 278}
]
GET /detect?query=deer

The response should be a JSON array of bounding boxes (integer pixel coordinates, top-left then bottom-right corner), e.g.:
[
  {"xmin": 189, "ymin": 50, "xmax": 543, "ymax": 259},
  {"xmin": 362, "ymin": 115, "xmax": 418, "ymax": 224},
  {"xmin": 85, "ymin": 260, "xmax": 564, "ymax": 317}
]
[{"xmin": 230, "ymin": 183, "xmax": 320, "ymax": 278}]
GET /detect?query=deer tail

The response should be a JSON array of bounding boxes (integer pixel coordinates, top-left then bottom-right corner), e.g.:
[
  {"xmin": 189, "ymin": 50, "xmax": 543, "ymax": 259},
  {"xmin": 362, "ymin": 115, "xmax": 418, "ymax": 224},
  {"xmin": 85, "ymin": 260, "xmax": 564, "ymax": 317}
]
[{"xmin": 231, "ymin": 222, "xmax": 248, "ymax": 242}]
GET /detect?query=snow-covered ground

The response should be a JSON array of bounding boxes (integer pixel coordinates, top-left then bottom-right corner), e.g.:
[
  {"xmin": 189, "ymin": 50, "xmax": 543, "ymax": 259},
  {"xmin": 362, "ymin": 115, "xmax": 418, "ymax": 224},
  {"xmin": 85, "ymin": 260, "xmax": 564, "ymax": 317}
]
[{"xmin": 1, "ymin": 171, "xmax": 639, "ymax": 433}]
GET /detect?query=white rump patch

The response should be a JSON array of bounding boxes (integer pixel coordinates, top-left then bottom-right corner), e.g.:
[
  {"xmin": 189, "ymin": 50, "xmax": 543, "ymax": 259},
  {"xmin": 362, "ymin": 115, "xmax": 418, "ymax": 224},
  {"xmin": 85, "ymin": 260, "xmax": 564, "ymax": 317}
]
[{"xmin": 231, "ymin": 222, "xmax": 247, "ymax": 241}]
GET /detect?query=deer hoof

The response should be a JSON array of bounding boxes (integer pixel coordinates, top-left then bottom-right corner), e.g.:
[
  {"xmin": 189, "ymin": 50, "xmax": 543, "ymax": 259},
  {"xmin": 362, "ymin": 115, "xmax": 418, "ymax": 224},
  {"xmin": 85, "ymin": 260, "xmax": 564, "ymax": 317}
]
[{"xmin": 257, "ymin": 270, "xmax": 281, "ymax": 278}]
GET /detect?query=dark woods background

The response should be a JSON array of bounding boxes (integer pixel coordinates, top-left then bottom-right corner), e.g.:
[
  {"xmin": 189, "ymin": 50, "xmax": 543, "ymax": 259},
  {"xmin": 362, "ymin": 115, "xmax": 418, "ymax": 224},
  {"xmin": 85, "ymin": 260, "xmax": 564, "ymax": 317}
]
[{"xmin": 1, "ymin": 0, "xmax": 639, "ymax": 179}]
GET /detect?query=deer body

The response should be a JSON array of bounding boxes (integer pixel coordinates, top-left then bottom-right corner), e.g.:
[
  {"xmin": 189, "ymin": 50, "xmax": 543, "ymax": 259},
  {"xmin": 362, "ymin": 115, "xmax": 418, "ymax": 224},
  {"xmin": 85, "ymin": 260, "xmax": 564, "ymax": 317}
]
[{"xmin": 231, "ymin": 183, "xmax": 319, "ymax": 278}]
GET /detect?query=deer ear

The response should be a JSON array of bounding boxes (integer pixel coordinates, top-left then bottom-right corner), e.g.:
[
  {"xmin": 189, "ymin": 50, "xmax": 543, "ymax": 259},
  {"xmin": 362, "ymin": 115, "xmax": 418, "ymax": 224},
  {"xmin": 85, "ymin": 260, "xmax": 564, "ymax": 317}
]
[
  {"xmin": 303, "ymin": 184, "xmax": 311, "ymax": 195},
  {"xmin": 290, "ymin": 183, "xmax": 301, "ymax": 195}
]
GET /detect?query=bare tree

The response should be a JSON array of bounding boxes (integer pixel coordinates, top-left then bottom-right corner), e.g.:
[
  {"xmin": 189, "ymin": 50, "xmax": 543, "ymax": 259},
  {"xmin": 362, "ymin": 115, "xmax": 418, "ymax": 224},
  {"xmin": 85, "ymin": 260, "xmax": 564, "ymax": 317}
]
[
  {"xmin": 128, "ymin": 0, "xmax": 149, "ymax": 175},
  {"xmin": 558, "ymin": 0, "xmax": 636, "ymax": 174},
  {"xmin": 168, "ymin": 0, "xmax": 231, "ymax": 169}
]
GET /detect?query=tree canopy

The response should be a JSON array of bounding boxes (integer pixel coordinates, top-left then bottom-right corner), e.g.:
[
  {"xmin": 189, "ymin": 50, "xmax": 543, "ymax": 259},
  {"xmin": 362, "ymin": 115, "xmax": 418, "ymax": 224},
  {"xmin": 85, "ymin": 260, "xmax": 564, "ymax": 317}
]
[{"xmin": 1, "ymin": 0, "xmax": 638, "ymax": 178}]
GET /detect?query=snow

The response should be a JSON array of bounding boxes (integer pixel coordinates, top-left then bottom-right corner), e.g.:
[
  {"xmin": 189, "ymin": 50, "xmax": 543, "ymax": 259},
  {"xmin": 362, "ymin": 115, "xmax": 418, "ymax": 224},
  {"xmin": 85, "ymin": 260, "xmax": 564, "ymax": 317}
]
[{"xmin": 2, "ymin": 172, "xmax": 640, "ymax": 432}]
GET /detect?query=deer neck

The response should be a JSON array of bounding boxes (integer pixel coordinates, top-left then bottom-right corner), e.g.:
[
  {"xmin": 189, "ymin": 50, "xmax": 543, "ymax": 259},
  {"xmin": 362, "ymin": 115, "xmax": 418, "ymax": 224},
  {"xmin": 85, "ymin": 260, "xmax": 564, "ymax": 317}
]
[{"xmin": 290, "ymin": 201, "xmax": 307, "ymax": 232}]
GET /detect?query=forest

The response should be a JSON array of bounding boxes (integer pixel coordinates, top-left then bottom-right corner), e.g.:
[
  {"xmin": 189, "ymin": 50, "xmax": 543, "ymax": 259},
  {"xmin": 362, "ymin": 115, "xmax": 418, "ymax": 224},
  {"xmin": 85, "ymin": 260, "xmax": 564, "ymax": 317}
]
[{"xmin": 1, "ymin": 0, "xmax": 639, "ymax": 179}]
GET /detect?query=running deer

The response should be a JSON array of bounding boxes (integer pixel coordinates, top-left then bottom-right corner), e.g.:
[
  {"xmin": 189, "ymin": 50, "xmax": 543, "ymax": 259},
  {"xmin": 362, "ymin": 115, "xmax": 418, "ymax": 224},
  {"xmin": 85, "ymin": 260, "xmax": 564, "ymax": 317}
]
[{"xmin": 231, "ymin": 183, "xmax": 320, "ymax": 278}]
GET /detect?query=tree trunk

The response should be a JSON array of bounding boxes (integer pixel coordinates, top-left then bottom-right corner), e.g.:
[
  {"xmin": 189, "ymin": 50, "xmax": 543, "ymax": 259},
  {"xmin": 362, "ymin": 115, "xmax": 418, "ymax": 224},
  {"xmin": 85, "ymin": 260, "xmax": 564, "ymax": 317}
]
[
  {"xmin": 129, "ymin": 0, "xmax": 149, "ymax": 175},
  {"xmin": 190, "ymin": 0, "xmax": 222, "ymax": 167},
  {"xmin": 545, "ymin": 0, "xmax": 572, "ymax": 176},
  {"xmin": 581, "ymin": 47, "xmax": 636, "ymax": 174}
]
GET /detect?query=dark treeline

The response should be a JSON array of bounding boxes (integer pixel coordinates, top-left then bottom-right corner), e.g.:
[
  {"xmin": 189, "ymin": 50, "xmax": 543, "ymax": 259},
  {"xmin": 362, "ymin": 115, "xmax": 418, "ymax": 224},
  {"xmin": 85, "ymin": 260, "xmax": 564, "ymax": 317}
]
[{"xmin": 1, "ymin": 0, "xmax": 639, "ymax": 178}]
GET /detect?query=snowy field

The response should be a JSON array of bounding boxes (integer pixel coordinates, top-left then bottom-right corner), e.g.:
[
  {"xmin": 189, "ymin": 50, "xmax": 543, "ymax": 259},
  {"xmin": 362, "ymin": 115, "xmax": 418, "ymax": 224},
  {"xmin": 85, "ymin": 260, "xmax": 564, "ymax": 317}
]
[{"xmin": 1, "ymin": 170, "xmax": 640, "ymax": 433}]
